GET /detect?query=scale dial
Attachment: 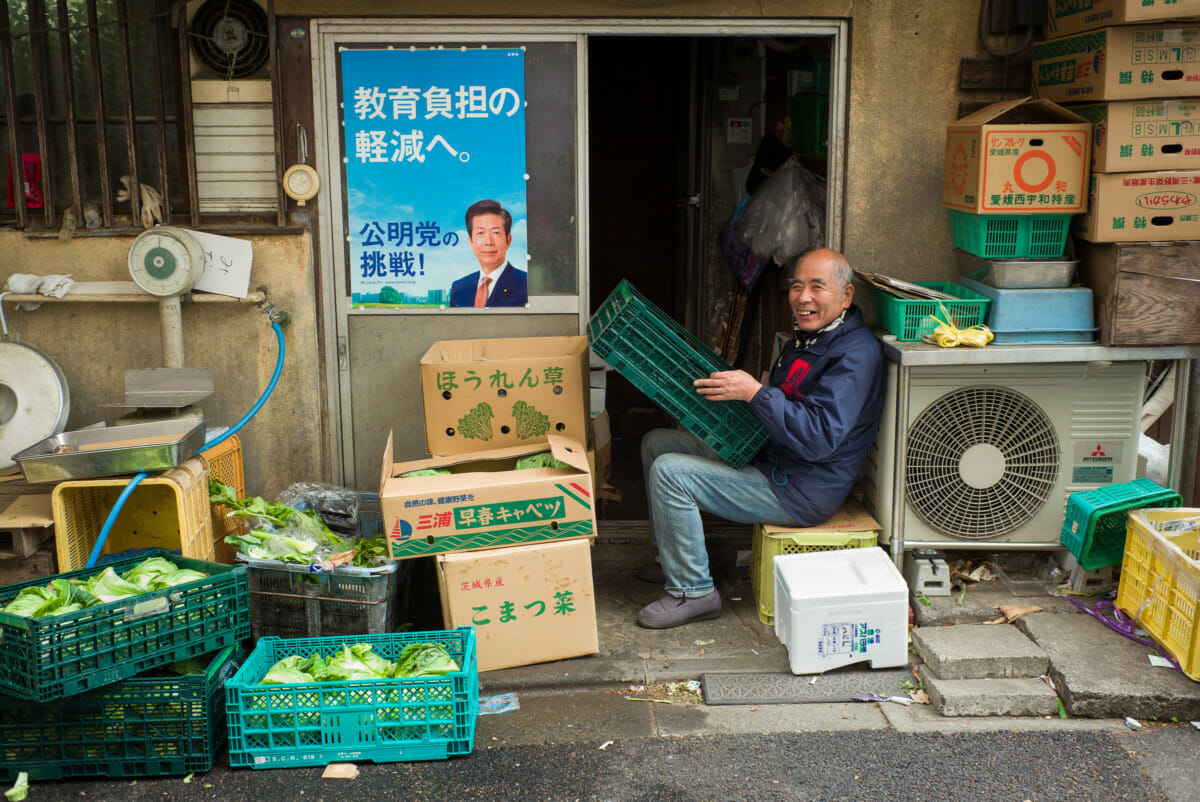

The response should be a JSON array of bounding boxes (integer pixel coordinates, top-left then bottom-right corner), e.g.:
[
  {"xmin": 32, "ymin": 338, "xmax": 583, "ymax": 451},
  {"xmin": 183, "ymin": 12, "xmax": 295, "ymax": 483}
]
[
  {"xmin": 283, "ymin": 164, "xmax": 319, "ymax": 205},
  {"xmin": 127, "ymin": 226, "xmax": 206, "ymax": 297}
]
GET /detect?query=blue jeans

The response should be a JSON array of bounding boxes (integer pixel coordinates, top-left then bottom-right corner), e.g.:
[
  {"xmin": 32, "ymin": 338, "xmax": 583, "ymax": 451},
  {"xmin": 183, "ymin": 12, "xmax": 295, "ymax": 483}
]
[{"xmin": 641, "ymin": 428, "xmax": 798, "ymax": 598}]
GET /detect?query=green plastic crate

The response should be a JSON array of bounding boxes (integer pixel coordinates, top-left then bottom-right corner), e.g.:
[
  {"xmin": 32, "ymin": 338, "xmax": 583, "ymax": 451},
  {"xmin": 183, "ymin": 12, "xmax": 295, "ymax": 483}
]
[
  {"xmin": 0, "ymin": 550, "xmax": 250, "ymax": 703},
  {"xmin": 225, "ymin": 628, "xmax": 477, "ymax": 768},
  {"xmin": 0, "ymin": 645, "xmax": 240, "ymax": 781},
  {"xmin": 948, "ymin": 210, "xmax": 1072, "ymax": 259},
  {"xmin": 871, "ymin": 282, "xmax": 992, "ymax": 342},
  {"xmin": 588, "ymin": 280, "xmax": 770, "ymax": 468},
  {"xmin": 1060, "ymin": 479, "xmax": 1183, "ymax": 570}
]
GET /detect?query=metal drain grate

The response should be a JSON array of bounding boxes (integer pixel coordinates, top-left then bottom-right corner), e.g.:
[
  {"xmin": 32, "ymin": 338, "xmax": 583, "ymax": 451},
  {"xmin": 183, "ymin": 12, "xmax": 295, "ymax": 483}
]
[{"xmin": 700, "ymin": 668, "xmax": 914, "ymax": 705}]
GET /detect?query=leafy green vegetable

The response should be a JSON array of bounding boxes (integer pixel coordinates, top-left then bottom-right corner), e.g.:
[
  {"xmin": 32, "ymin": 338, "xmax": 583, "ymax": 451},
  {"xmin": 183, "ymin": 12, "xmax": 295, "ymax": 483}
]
[
  {"xmin": 4, "ymin": 771, "xmax": 28, "ymax": 802},
  {"xmin": 512, "ymin": 400, "xmax": 550, "ymax": 439},
  {"xmin": 352, "ymin": 534, "xmax": 388, "ymax": 566},
  {"xmin": 1, "ymin": 556, "xmax": 207, "ymax": 618},
  {"xmin": 515, "ymin": 451, "xmax": 570, "ymax": 470},
  {"xmin": 456, "ymin": 402, "xmax": 494, "ymax": 441},
  {"xmin": 393, "ymin": 643, "xmax": 460, "ymax": 678},
  {"xmin": 210, "ymin": 477, "xmax": 347, "ymax": 564},
  {"xmin": 325, "ymin": 644, "xmax": 395, "ymax": 681},
  {"xmin": 400, "ymin": 468, "xmax": 452, "ymax": 478}
]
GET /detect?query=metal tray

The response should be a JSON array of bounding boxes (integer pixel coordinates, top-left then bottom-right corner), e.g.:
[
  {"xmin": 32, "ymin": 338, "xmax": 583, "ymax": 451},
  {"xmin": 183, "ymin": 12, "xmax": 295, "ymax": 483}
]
[
  {"xmin": 955, "ymin": 249, "xmax": 1076, "ymax": 289},
  {"xmin": 12, "ymin": 417, "xmax": 206, "ymax": 483}
]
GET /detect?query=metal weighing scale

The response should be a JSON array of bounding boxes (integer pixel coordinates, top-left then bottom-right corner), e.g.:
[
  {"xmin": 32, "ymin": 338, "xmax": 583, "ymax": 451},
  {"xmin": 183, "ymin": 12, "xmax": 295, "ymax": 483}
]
[{"xmin": 107, "ymin": 226, "xmax": 215, "ymax": 425}]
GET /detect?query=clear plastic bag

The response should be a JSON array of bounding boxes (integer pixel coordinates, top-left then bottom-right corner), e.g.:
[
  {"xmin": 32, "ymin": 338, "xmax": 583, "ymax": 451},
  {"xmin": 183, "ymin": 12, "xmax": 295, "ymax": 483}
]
[
  {"xmin": 277, "ymin": 482, "xmax": 360, "ymax": 533},
  {"xmin": 735, "ymin": 157, "xmax": 826, "ymax": 266}
]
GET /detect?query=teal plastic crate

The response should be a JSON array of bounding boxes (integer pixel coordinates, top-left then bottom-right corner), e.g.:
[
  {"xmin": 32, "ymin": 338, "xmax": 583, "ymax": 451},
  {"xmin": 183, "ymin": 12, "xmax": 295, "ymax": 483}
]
[
  {"xmin": 588, "ymin": 280, "xmax": 770, "ymax": 468},
  {"xmin": 1060, "ymin": 479, "xmax": 1183, "ymax": 570},
  {"xmin": 0, "ymin": 645, "xmax": 240, "ymax": 781},
  {"xmin": 0, "ymin": 549, "xmax": 249, "ymax": 703},
  {"xmin": 871, "ymin": 282, "xmax": 992, "ymax": 342},
  {"xmin": 225, "ymin": 628, "xmax": 477, "ymax": 768},
  {"xmin": 948, "ymin": 210, "xmax": 1072, "ymax": 259}
]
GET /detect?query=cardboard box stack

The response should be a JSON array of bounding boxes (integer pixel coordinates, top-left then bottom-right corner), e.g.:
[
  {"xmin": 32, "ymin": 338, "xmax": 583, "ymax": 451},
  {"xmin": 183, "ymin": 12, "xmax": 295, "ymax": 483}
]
[
  {"xmin": 381, "ymin": 335, "xmax": 600, "ymax": 672},
  {"xmin": 1033, "ymin": 2, "xmax": 1200, "ymax": 345},
  {"xmin": 940, "ymin": 97, "xmax": 1097, "ymax": 343}
]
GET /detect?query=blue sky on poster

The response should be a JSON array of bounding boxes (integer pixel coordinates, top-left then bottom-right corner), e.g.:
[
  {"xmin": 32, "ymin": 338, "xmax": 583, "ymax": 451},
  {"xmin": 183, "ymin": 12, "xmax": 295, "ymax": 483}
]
[{"xmin": 341, "ymin": 48, "xmax": 528, "ymax": 305}]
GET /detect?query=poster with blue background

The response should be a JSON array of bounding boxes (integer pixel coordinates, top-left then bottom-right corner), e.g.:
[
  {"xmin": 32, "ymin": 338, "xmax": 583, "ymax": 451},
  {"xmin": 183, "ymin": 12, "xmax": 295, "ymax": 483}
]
[{"xmin": 341, "ymin": 48, "xmax": 528, "ymax": 308}]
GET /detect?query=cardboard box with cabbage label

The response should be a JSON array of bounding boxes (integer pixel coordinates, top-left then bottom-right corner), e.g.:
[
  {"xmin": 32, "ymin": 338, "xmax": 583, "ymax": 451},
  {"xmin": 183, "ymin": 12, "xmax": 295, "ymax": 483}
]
[
  {"xmin": 1033, "ymin": 25, "xmax": 1200, "ymax": 103},
  {"xmin": 942, "ymin": 97, "xmax": 1091, "ymax": 215},
  {"xmin": 381, "ymin": 433, "xmax": 596, "ymax": 560},
  {"xmin": 1074, "ymin": 168, "xmax": 1200, "ymax": 242},
  {"xmin": 437, "ymin": 537, "xmax": 598, "ymax": 671},
  {"xmin": 420, "ymin": 336, "xmax": 589, "ymax": 457},
  {"xmin": 1046, "ymin": 0, "xmax": 1200, "ymax": 37}
]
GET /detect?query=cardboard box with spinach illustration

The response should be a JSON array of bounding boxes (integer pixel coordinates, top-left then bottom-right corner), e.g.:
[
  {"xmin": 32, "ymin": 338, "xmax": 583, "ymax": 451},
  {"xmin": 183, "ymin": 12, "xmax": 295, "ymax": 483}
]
[{"xmin": 420, "ymin": 336, "xmax": 590, "ymax": 457}]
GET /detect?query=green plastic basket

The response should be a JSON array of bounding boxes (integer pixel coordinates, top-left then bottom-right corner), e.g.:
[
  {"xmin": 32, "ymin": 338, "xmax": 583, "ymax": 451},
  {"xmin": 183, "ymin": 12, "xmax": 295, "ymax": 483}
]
[
  {"xmin": 588, "ymin": 280, "xmax": 770, "ymax": 468},
  {"xmin": 1060, "ymin": 479, "xmax": 1183, "ymax": 570},
  {"xmin": 225, "ymin": 628, "xmax": 477, "ymax": 768},
  {"xmin": 0, "ymin": 550, "xmax": 250, "ymax": 703},
  {"xmin": 948, "ymin": 210, "xmax": 1072, "ymax": 259},
  {"xmin": 871, "ymin": 282, "xmax": 992, "ymax": 342},
  {"xmin": 0, "ymin": 645, "xmax": 240, "ymax": 781}
]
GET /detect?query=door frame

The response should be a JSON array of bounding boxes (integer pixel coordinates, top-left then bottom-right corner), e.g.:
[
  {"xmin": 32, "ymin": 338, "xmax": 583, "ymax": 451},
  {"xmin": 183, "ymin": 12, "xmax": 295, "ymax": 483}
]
[{"xmin": 311, "ymin": 18, "xmax": 849, "ymax": 486}]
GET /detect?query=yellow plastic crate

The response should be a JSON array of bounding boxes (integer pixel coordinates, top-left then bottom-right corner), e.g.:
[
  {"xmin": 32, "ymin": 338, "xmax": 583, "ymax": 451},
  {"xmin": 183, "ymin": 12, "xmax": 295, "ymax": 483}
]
[
  {"xmin": 199, "ymin": 435, "xmax": 246, "ymax": 563},
  {"xmin": 1115, "ymin": 507, "xmax": 1200, "ymax": 681},
  {"xmin": 52, "ymin": 457, "xmax": 214, "ymax": 572},
  {"xmin": 751, "ymin": 502, "xmax": 881, "ymax": 626}
]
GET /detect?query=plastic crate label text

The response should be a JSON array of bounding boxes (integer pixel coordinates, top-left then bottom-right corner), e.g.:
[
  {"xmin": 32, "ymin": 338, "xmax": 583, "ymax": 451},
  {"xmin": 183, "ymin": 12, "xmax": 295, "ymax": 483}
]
[
  {"xmin": 817, "ymin": 622, "xmax": 880, "ymax": 656},
  {"xmin": 469, "ymin": 589, "xmax": 578, "ymax": 625}
]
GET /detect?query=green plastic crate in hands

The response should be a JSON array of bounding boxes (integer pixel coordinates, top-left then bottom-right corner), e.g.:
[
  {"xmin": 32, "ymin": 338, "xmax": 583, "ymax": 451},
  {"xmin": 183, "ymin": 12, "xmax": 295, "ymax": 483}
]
[
  {"xmin": 0, "ymin": 549, "xmax": 250, "ymax": 703},
  {"xmin": 948, "ymin": 209, "xmax": 1072, "ymax": 259},
  {"xmin": 1060, "ymin": 478, "xmax": 1183, "ymax": 570},
  {"xmin": 224, "ymin": 627, "xmax": 477, "ymax": 768},
  {"xmin": 0, "ymin": 645, "xmax": 241, "ymax": 781},
  {"xmin": 588, "ymin": 280, "xmax": 770, "ymax": 468},
  {"xmin": 871, "ymin": 281, "xmax": 992, "ymax": 342}
]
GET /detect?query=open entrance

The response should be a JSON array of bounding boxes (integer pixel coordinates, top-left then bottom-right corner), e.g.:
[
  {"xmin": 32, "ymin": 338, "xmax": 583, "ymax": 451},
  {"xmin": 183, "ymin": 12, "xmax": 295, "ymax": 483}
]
[{"xmin": 588, "ymin": 34, "xmax": 835, "ymax": 519}]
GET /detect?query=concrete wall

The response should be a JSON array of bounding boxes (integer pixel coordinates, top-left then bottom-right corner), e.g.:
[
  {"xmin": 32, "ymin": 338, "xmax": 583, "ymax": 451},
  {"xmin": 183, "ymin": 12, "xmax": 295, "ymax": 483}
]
[{"xmin": 0, "ymin": 232, "xmax": 324, "ymax": 500}]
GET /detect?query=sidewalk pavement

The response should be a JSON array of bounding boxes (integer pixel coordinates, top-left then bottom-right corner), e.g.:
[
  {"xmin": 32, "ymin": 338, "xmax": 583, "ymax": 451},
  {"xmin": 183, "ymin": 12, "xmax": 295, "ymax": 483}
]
[{"xmin": 480, "ymin": 527, "xmax": 1200, "ymax": 724}]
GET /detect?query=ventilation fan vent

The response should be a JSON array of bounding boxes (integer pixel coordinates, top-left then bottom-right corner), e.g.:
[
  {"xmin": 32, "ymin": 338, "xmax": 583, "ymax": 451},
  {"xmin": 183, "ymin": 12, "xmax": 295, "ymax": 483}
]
[
  {"xmin": 905, "ymin": 385, "xmax": 1060, "ymax": 540},
  {"xmin": 190, "ymin": 0, "xmax": 269, "ymax": 80}
]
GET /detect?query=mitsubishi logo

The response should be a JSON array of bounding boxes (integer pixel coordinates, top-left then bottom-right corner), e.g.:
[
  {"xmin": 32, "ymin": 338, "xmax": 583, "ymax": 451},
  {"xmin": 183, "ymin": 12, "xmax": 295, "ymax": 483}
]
[{"xmin": 1091, "ymin": 445, "xmax": 1106, "ymax": 457}]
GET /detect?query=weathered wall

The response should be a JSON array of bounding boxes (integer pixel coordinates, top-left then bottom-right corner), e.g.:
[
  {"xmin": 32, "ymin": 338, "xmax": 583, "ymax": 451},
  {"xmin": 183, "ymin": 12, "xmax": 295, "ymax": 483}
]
[{"xmin": 0, "ymin": 232, "xmax": 323, "ymax": 500}]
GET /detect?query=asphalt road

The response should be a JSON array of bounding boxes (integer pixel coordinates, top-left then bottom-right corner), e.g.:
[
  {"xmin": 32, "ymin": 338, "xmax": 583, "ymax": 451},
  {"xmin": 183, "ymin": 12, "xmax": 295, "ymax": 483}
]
[{"xmin": 24, "ymin": 729, "xmax": 1170, "ymax": 801}]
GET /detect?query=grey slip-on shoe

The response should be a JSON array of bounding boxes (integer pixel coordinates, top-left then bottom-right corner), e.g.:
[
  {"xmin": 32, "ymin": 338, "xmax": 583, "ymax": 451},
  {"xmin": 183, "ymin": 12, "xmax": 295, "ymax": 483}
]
[{"xmin": 636, "ymin": 590, "xmax": 722, "ymax": 629}]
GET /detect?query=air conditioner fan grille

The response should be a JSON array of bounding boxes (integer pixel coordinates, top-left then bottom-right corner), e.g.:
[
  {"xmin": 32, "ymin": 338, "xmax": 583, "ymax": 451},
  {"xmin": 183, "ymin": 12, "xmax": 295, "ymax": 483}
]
[{"xmin": 905, "ymin": 385, "xmax": 1060, "ymax": 539}]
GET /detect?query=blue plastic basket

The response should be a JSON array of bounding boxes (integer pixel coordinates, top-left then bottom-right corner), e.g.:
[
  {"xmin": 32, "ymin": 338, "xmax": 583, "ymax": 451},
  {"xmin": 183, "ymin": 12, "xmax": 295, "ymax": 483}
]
[
  {"xmin": 588, "ymin": 280, "xmax": 769, "ymax": 468},
  {"xmin": 224, "ymin": 628, "xmax": 477, "ymax": 768}
]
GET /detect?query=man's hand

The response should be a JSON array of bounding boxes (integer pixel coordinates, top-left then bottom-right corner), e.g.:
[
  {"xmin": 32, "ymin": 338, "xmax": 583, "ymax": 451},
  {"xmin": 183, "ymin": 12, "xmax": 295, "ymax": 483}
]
[{"xmin": 695, "ymin": 370, "xmax": 762, "ymax": 403}]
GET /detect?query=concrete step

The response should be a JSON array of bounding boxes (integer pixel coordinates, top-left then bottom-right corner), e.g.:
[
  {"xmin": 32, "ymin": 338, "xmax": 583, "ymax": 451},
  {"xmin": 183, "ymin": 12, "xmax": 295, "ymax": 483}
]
[
  {"xmin": 912, "ymin": 623, "xmax": 1049, "ymax": 679},
  {"xmin": 1018, "ymin": 610, "xmax": 1200, "ymax": 720},
  {"xmin": 917, "ymin": 665, "xmax": 1060, "ymax": 717}
]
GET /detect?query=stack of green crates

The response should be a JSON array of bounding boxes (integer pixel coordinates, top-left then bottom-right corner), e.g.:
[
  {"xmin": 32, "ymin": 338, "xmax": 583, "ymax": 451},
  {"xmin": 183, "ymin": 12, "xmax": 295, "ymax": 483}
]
[
  {"xmin": 588, "ymin": 280, "xmax": 769, "ymax": 469},
  {"xmin": 0, "ymin": 549, "xmax": 250, "ymax": 779}
]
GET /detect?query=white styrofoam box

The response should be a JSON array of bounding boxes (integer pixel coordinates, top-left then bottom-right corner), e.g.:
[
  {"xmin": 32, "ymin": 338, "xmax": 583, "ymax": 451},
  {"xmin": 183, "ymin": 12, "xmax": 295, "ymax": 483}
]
[
  {"xmin": 774, "ymin": 547, "xmax": 909, "ymax": 675},
  {"xmin": 590, "ymin": 367, "xmax": 607, "ymax": 417}
]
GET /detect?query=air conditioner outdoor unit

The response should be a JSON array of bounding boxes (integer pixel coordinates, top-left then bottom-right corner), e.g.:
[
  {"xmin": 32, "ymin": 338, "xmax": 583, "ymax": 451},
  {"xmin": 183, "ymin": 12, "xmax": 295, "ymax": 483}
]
[
  {"xmin": 864, "ymin": 360, "xmax": 1145, "ymax": 548},
  {"xmin": 186, "ymin": 0, "xmax": 276, "ymax": 214}
]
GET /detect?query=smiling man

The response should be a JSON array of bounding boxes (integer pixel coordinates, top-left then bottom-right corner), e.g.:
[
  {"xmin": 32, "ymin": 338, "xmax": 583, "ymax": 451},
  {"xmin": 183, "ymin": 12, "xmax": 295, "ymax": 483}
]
[
  {"xmin": 450, "ymin": 199, "xmax": 528, "ymax": 308},
  {"xmin": 636, "ymin": 248, "xmax": 887, "ymax": 629}
]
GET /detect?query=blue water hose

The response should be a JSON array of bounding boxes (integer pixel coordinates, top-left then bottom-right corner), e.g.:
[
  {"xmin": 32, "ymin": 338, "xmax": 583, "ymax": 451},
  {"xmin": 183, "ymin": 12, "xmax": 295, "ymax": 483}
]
[{"xmin": 84, "ymin": 321, "xmax": 287, "ymax": 568}]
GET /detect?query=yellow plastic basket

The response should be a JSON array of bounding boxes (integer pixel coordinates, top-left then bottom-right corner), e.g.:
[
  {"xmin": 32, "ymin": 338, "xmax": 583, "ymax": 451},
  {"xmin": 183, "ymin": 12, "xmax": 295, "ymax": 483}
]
[
  {"xmin": 751, "ymin": 521, "xmax": 879, "ymax": 626},
  {"xmin": 199, "ymin": 435, "xmax": 246, "ymax": 563},
  {"xmin": 52, "ymin": 457, "xmax": 214, "ymax": 572},
  {"xmin": 1115, "ymin": 508, "xmax": 1200, "ymax": 681}
]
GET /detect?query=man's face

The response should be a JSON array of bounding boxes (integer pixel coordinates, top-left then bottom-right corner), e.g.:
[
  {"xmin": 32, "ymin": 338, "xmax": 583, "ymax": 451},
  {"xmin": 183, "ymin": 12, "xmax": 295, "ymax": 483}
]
[
  {"xmin": 788, "ymin": 254, "xmax": 853, "ymax": 333},
  {"xmin": 468, "ymin": 213, "xmax": 511, "ymax": 274}
]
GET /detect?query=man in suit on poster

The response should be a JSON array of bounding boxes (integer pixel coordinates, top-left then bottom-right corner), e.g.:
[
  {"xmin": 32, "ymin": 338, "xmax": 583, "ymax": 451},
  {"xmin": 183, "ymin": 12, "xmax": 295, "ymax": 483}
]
[{"xmin": 449, "ymin": 199, "xmax": 528, "ymax": 307}]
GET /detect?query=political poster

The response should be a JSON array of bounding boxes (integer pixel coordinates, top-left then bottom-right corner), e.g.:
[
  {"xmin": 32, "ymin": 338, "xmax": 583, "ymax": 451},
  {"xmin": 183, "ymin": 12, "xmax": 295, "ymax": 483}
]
[{"xmin": 341, "ymin": 48, "xmax": 528, "ymax": 308}]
